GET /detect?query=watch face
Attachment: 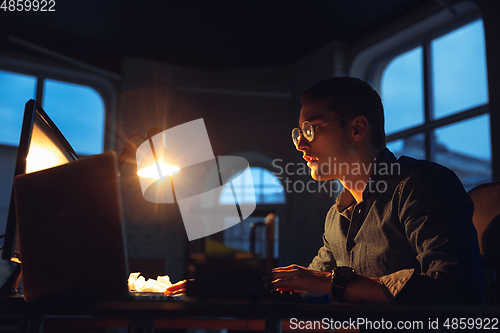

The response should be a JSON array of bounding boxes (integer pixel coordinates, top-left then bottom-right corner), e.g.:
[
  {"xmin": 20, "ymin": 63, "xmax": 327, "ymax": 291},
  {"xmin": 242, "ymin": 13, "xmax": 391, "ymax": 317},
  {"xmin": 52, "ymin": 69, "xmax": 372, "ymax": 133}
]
[
  {"xmin": 334, "ymin": 266, "xmax": 357, "ymax": 283},
  {"xmin": 337, "ymin": 267, "xmax": 353, "ymax": 276}
]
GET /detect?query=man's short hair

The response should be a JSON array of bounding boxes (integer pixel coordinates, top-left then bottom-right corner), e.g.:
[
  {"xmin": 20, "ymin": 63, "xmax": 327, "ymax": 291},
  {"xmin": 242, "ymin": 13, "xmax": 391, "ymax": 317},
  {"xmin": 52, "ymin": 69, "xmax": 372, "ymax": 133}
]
[{"xmin": 301, "ymin": 77, "xmax": 386, "ymax": 149}]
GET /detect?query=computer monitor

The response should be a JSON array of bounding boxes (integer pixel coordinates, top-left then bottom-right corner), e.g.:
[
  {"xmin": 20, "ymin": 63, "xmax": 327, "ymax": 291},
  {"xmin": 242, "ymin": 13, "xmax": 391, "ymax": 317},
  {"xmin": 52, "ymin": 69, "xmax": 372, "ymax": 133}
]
[{"xmin": 1, "ymin": 100, "xmax": 78, "ymax": 263}]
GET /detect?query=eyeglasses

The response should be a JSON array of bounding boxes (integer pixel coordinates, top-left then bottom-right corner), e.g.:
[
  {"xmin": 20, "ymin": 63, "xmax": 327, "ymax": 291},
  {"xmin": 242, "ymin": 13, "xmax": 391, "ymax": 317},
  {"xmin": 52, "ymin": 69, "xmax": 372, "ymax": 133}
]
[{"xmin": 291, "ymin": 116, "xmax": 354, "ymax": 147}]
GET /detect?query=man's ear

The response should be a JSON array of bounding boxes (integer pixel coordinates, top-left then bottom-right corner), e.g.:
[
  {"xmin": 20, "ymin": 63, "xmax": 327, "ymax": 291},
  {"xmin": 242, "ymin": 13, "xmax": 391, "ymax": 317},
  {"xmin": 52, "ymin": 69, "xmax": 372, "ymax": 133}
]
[{"xmin": 351, "ymin": 115, "xmax": 370, "ymax": 142}]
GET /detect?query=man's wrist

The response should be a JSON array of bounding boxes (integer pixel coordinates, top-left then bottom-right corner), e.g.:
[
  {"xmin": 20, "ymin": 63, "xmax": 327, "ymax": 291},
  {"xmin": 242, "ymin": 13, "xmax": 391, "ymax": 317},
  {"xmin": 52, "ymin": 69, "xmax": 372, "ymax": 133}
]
[{"xmin": 330, "ymin": 266, "xmax": 357, "ymax": 303}]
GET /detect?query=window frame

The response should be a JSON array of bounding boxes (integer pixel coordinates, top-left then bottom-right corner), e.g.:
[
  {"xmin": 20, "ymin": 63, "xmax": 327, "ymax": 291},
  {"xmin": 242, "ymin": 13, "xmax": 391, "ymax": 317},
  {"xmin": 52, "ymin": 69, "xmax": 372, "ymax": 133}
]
[
  {"xmin": 212, "ymin": 152, "xmax": 286, "ymax": 260},
  {"xmin": 350, "ymin": 1, "xmax": 482, "ymax": 86},
  {"xmin": 219, "ymin": 165, "xmax": 285, "ymax": 258},
  {"xmin": 380, "ymin": 18, "xmax": 488, "ymax": 161},
  {"xmin": 350, "ymin": 1, "xmax": 488, "ymax": 161},
  {"xmin": 0, "ymin": 55, "xmax": 116, "ymax": 152}
]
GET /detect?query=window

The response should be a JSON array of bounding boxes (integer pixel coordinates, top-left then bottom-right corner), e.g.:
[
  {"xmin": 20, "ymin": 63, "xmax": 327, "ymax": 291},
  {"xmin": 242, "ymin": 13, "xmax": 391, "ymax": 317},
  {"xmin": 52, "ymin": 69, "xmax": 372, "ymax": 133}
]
[
  {"xmin": 382, "ymin": 19, "xmax": 490, "ymax": 190},
  {"xmin": 43, "ymin": 79, "xmax": 105, "ymax": 155},
  {"xmin": 0, "ymin": 70, "xmax": 37, "ymax": 146},
  {"xmin": 0, "ymin": 70, "xmax": 105, "ymax": 155},
  {"xmin": 223, "ymin": 215, "xmax": 279, "ymax": 258},
  {"xmin": 382, "ymin": 47, "xmax": 424, "ymax": 135},
  {"xmin": 219, "ymin": 167, "xmax": 285, "ymax": 258},
  {"xmin": 219, "ymin": 167, "xmax": 285, "ymax": 205}
]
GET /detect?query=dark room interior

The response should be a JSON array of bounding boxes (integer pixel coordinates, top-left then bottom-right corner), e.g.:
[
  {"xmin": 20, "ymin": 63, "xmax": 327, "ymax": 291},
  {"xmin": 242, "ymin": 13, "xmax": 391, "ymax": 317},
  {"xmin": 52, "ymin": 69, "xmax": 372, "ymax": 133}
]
[{"xmin": 1, "ymin": 0, "xmax": 500, "ymax": 331}]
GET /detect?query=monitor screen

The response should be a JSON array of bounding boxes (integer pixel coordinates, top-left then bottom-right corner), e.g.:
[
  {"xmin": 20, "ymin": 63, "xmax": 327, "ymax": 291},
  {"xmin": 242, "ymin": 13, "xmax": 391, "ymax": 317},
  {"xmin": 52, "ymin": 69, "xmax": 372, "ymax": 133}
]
[{"xmin": 1, "ymin": 100, "xmax": 78, "ymax": 262}]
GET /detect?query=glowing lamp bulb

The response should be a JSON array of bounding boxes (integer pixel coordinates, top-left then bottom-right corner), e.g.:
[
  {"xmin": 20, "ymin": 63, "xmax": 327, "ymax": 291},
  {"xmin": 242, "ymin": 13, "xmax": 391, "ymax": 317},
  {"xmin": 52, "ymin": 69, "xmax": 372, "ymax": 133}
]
[{"xmin": 137, "ymin": 162, "xmax": 180, "ymax": 180}]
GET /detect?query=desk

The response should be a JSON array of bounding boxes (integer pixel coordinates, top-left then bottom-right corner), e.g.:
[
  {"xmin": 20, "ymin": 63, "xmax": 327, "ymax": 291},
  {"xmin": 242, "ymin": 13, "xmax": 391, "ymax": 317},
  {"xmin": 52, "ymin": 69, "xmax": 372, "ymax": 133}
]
[{"xmin": 2, "ymin": 295, "xmax": 500, "ymax": 333}]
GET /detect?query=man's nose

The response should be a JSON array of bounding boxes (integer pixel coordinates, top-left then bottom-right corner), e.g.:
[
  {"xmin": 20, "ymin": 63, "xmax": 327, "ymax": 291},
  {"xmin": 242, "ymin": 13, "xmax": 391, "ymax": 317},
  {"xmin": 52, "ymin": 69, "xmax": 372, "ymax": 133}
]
[{"xmin": 296, "ymin": 135, "xmax": 309, "ymax": 152}]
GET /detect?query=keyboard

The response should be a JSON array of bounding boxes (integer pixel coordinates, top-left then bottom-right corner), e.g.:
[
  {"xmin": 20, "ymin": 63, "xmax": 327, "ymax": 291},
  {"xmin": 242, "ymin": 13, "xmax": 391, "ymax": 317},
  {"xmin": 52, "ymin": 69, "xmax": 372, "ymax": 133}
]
[{"xmin": 129, "ymin": 291, "xmax": 184, "ymax": 301}]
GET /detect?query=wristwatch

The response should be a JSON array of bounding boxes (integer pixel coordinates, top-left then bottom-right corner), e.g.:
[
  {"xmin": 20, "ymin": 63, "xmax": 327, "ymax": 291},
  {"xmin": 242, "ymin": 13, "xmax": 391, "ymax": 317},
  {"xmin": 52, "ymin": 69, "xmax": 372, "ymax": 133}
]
[{"xmin": 330, "ymin": 266, "xmax": 357, "ymax": 303}]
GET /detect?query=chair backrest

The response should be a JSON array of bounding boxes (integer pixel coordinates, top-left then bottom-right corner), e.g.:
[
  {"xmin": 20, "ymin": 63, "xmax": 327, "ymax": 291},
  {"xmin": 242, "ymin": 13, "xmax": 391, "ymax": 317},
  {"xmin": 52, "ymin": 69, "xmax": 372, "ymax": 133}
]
[
  {"xmin": 468, "ymin": 181, "xmax": 500, "ymax": 262},
  {"xmin": 468, "ymin": 181, "xmax": 500, "ymax": 304},
  {"xmin": 249, "ymin": 213, "xmax": 275, "ymax": 257}
]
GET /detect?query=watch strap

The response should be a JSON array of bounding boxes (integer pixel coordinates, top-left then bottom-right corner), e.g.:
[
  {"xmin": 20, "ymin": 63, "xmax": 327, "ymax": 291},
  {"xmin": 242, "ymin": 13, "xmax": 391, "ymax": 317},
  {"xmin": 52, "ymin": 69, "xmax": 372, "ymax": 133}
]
[{"xmin": 330, "ymin": 266, "xmax": 357, "ymax": 303}]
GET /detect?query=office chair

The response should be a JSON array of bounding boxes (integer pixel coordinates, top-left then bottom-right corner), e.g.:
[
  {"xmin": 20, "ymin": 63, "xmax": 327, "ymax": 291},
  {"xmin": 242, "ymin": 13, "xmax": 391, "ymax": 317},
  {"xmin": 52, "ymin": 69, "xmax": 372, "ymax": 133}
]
[
  {"xmin": 468, "ymin": 181, "xmax": 500, "ymax": 304},
  {"xmin": 250, "ymin": 213, "xmax": 275, "ymax": 257}
]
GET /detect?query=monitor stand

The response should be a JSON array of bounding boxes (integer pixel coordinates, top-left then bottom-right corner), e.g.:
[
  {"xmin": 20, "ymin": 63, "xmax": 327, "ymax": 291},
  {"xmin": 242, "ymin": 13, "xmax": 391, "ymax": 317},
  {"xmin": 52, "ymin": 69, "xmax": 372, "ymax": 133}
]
[{"xmin": 0, "ymin": 263, "xmax": 22, "ymax": 297}]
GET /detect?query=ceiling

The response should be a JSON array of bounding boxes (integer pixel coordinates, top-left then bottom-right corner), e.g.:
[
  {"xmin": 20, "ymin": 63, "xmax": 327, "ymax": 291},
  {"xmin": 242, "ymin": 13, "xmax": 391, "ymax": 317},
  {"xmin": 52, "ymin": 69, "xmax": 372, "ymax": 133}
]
[{"xmin": 0, "ymin": 0, "xmax": 438, "ymax": 73}]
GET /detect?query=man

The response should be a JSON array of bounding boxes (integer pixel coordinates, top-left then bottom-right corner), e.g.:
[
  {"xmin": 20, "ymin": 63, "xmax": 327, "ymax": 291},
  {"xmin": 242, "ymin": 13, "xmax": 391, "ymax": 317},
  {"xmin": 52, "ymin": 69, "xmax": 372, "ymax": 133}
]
[{"xmin": 271, "ymin": 77, "xmax": 485, "ymax": 304}]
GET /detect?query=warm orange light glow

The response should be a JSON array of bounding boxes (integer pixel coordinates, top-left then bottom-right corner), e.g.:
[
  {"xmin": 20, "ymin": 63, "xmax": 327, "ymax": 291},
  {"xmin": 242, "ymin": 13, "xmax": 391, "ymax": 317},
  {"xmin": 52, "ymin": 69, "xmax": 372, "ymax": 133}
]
[
  {"xmin": 25, "ymin": 119, "xmax": 73, "ymax": 173},
  {"xmin": 137, "ymin": 162, "xmax": 180, "ymax": 179},
  {"xmin": 26, "ymin": 147, "xmax": 60, "ymax": 173},
  {"xmin": 26, "ymin": 144, "xmax": 70, "ymax": 173}
]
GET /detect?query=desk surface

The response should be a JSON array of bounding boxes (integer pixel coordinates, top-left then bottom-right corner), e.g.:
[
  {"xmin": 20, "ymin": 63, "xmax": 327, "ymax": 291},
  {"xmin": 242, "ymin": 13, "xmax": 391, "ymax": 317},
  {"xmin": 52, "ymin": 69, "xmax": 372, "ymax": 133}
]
[
  {"xmin": 2, "ymin": 295, "xmax": 500, "ymax": 320},
  {"xmin": 2, "ymin": 296, "xmax": 500, "ymax": 333}
]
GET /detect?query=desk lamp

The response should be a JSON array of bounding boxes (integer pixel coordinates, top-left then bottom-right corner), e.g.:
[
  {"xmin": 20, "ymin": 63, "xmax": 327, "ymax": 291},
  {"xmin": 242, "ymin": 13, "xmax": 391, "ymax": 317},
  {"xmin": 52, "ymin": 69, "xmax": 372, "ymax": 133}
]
[
  {"xmin": 118, "ymin": 128, "xmax": 180, "ymax": 189},
  {"xmin": 118, "ymin": 119, "xmax": 255, "ymax": 241}
]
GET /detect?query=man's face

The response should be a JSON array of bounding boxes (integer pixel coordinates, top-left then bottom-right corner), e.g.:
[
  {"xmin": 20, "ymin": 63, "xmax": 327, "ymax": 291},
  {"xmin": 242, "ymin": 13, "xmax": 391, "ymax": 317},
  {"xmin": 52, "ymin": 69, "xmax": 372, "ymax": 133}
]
[{"xmin": 296, "ymin": 98, "xmax": 353, "ymax": 181}]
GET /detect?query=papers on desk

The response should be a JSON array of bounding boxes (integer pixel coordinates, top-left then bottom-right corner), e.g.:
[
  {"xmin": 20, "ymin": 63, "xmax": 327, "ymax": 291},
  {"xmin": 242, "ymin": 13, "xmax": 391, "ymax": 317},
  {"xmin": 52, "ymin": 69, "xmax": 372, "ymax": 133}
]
[{"xmin": 128, "ymin": 272, "xmax": 172, "ymax": 293}]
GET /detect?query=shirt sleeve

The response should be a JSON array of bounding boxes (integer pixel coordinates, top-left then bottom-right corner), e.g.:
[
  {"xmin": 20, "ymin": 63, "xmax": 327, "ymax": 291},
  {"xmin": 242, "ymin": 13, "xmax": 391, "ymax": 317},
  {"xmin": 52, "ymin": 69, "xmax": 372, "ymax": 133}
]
[
  {"xmin": 379, "ymin": 269, "xmax": 414, "ymax": 302},
  {"xmin": 382, "ymin": 162, "xmax": 485, "ymax": 305},
  {"xmin": 308, "ymin": 206, "xmax": 337, "ymax": 272}
]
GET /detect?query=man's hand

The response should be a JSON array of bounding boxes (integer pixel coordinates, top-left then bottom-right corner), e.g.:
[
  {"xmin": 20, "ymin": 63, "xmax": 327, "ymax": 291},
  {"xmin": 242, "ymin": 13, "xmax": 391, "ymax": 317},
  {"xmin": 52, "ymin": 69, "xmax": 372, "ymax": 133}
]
[
  {"xmin": 272, "ymin": 264, "xmax": 391, "ymax": 304},
  {"xmin": 271, "ymin": 264, "xmax": 332, "ymax": 294},
  {"xmin": 164, "ymin": 279, "xmax": 191, "ymax": 296}
]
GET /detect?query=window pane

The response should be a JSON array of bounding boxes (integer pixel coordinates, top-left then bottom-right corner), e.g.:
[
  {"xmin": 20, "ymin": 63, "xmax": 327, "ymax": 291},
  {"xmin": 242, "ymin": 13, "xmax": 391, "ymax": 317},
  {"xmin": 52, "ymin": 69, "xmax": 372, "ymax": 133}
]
[
  {"xmin": 432, "ymin": 19, "xmax": 488, "ymax": 119},
  {"xmin": 0, "ymin": 70, "xmax": 37, "ymax": 146},
  {"xmin": 381, "ymin": 47, "xmax": 424, "ymax": 135},
  {"xmin": 219, "ymin": 167, "xmax": 285, "ymax": 205},
  {"xmin": 434, "ymin": 115, "xmax": 491, "ymax": 191},
  {"xmin": 43, "ymin": 79, "xmax": 105, "ymax": 155},
  {"xmin": 223, "ymin": 215, "xmax": 279, "ymax": 258},
  {"xmin": 387, "ymin": 133, "xmax": 426, "ymax": 160}
]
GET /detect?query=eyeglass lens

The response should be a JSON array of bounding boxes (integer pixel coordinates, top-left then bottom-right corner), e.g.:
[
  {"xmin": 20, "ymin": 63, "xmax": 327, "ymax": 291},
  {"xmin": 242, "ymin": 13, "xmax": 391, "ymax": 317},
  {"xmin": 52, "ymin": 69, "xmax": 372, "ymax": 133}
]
[{"xmin": 292, "ymin": 121, "xmax": 314, "ymax": 146}]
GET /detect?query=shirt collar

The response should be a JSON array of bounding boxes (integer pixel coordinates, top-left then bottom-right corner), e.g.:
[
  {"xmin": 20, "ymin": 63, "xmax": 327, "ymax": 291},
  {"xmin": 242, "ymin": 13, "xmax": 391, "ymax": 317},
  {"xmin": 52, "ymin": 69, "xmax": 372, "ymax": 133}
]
[
  {"xmin": 336, "ymin": 188, "xmax": 356, "ymax": 213},
  {"xmin": 375, "ymin": 147, "xmax": 397, "ymax": 165}
]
